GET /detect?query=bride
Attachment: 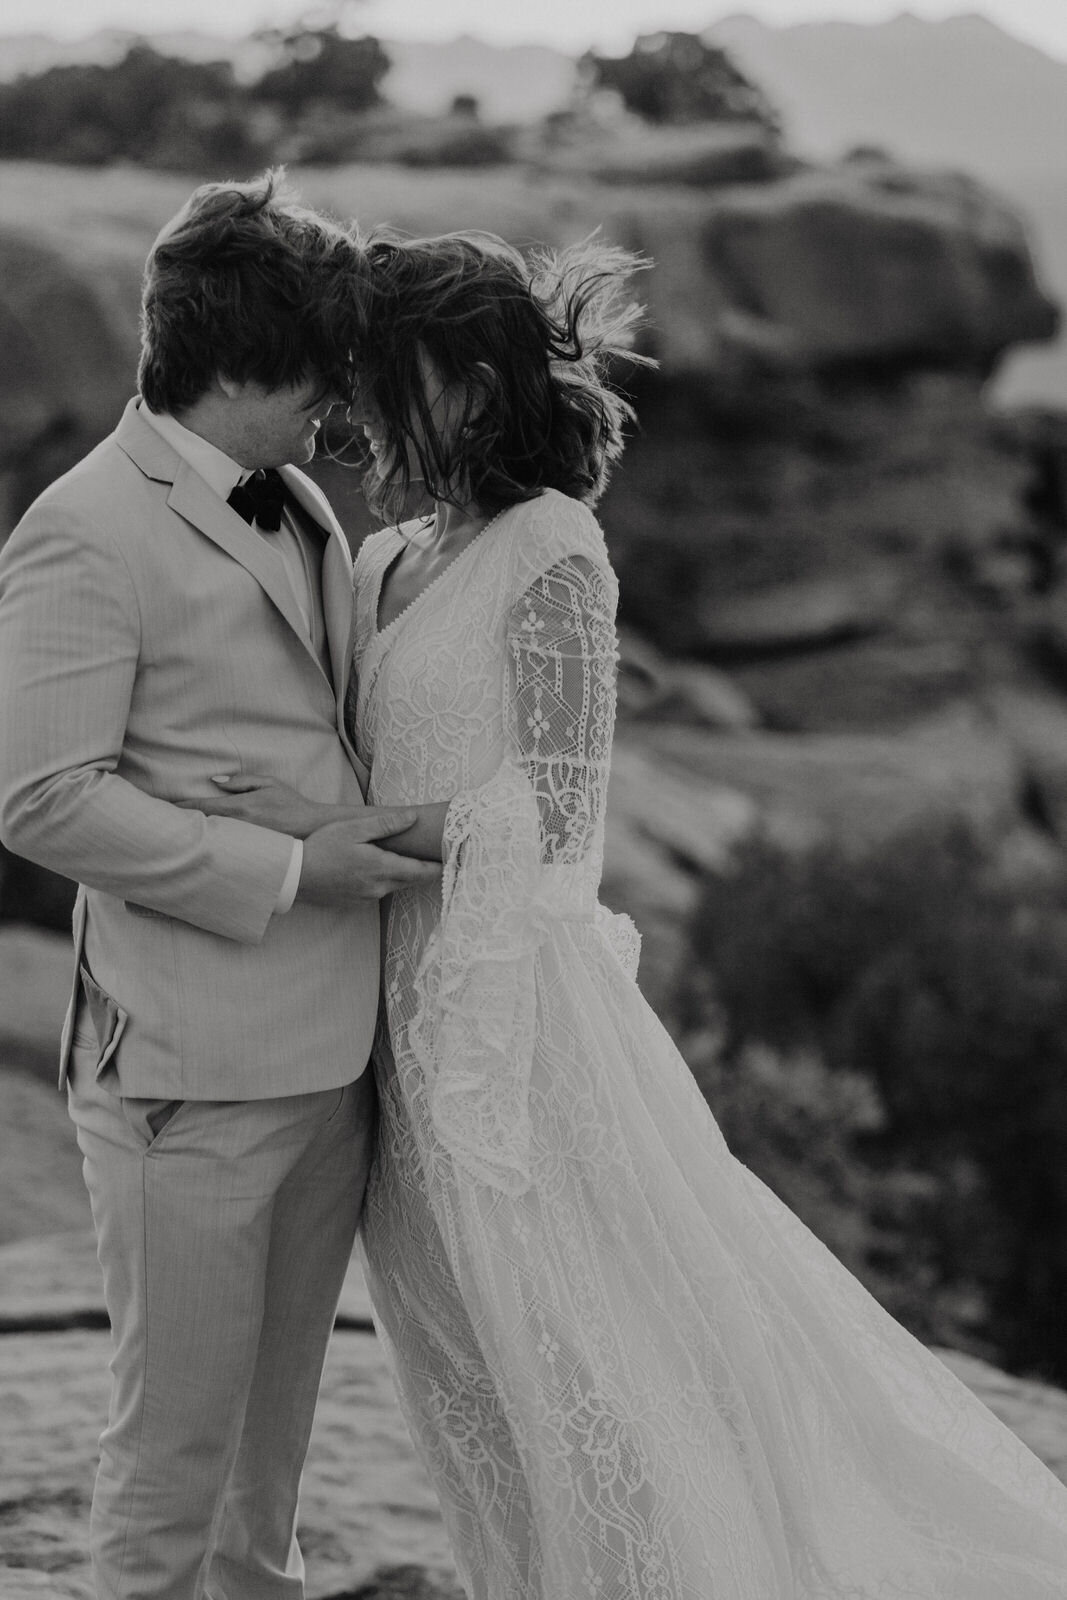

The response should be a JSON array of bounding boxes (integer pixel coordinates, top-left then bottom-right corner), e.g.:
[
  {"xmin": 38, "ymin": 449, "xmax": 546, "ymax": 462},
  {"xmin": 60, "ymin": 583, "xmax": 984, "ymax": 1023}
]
[{"xmin": 203, "ymin": 229, "xmax": 1067, "ymax": 1597}]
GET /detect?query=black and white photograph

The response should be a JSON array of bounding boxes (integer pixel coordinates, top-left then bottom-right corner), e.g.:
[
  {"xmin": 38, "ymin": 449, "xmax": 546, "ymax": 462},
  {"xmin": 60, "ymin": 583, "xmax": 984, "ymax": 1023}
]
[{"xmin": 1, "ymin": 1, "xmax": 1067, "ymax": 1596}]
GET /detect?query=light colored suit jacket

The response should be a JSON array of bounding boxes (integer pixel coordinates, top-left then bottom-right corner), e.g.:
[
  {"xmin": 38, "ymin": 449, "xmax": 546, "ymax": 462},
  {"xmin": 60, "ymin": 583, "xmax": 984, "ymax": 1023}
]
[{"xmin": 0, "ymin": 398, "xmax": 379, "ymax": 1099}]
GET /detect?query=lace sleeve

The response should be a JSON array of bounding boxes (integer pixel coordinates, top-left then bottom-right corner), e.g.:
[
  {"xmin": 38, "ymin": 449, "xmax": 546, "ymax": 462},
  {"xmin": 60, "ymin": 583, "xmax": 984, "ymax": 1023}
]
[
  {"xmin": 408, "ymin": 550, "xmax": 620, "ymax": 1194},
  {"xmin": 505, "ymin": 554, "xmax": 616, "ymax": 865}
]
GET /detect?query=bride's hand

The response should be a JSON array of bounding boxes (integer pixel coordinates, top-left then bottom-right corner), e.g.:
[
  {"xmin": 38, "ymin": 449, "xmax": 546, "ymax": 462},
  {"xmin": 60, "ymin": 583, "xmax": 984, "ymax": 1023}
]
[{"xmin": 182, "ymin": 774, "xmax": 328, "ymax": 838}]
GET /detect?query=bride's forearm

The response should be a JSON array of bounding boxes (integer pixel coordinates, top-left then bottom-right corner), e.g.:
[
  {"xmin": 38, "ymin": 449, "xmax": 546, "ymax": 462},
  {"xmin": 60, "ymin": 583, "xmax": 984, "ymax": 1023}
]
[
  {"xmin": 377, "ymin": 801, "xmax": 449, "ymax": 862},
  {"xmin": 307, "ymin": 802, "xmax": 371, "ymax": 834},
  {"xmin": 302, "ymin": 800, "xmax": 447, "ymax": 859}
]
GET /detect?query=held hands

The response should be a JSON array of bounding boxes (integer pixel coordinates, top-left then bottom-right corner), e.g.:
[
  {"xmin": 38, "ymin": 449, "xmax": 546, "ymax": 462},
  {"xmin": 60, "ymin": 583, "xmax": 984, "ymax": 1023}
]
[
  {"xmin": 182, "ymin": 773, "xmax": 441, "ymax": 903},
  {"xmin": 298, "ymin": 815, "xmax": 441, "ymax": 905}
]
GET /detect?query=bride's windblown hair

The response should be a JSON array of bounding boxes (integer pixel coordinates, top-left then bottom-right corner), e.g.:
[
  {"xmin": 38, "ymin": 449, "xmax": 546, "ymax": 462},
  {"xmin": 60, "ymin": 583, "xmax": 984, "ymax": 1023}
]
[{"xmin": 348, "ymin": 229, "xmax": 653, "ymax": 522}]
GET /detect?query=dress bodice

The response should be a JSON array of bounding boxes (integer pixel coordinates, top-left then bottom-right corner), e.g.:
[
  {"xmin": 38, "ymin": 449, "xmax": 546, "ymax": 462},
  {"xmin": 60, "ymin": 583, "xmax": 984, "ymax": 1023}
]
[
  {"xmin": 351, "ymin": 514, "xmax": 515, "ymax": 808},
  {"xmin": 352, "ymin": 489, "xmax": 620, "ymax": 906}
]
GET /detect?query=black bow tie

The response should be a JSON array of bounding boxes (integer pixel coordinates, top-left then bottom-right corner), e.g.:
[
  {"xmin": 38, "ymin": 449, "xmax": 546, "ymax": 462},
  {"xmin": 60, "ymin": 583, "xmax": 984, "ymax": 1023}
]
[{"xmin": 227, "ymin": 469, "xmax": 286, "ymax": 531}]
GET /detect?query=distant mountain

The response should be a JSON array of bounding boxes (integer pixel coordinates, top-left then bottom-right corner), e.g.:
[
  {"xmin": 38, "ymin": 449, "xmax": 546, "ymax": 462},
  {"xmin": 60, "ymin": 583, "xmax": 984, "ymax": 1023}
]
[
  {"xmin": 385, "ymin": 12, "xmax": 1067, "ymax": 175},
  {"xmin": 706, "ymin": 12, "xmax": 1067, "ymax": 181}
]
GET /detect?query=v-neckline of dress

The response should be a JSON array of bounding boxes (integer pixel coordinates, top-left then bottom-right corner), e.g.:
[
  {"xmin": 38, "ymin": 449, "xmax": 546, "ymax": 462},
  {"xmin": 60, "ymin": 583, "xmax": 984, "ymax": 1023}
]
[{"xmin": 371, "ymin": 507, "xmax": 510, "ymax": 642}]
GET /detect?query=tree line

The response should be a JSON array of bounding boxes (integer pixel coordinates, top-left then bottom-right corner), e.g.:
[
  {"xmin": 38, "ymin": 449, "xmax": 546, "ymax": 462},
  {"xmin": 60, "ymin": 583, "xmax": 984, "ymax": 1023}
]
[{"xmin": 0, "ymin": 27, "xmax": 780, "ymax": 171}]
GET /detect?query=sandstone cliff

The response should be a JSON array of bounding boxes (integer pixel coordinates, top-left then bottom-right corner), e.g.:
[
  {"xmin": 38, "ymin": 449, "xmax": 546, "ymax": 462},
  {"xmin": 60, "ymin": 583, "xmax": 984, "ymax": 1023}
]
[{"xmin": 3, "ymin": 155, "xmax": 1065, "ymax": 969}]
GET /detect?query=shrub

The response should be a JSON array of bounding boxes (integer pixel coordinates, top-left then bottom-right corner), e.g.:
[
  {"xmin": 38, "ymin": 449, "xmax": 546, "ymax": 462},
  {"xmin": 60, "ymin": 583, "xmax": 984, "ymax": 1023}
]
[
  {"xmin": 679, "ymin": 1026, "xmax": 997, "ymax": 1358},
  {"xmin": 0, "ymin": 47, "xmax": 251, "ymax": 167},
  {"xmin": 0, "ymin": 28, "xmax": 389, "ymax": 171},
  {"xmin": 677, "ymin": 821, "xmax": 1067, "ymax": 1379},
  {"xmin": 250, "ymin": 26, "xmax": 389, "ymax": 117},
  {"xmin": 580, "ymin": 32, "xmax": 781, "ymax": 134}
]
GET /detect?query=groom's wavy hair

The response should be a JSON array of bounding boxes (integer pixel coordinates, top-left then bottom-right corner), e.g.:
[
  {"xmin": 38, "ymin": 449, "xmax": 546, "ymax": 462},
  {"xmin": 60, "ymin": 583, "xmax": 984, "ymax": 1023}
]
[
  {"xmin": 349, "ymin": 230, "xmax": 653, "ymax": 522},
  {"xmin": 138, "ymin": 169, "xmax": 365, "ymax": 415}
]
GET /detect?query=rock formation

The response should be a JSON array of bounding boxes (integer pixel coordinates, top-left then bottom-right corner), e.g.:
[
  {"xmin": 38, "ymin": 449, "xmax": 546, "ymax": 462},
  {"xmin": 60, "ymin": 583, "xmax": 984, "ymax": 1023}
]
[
  {"xmin": 0, "ymin": 157, "xmax": 1064, "ymax": 1055},
  {"xmin": 2, "ymin": 1007, "xmax": 1065, "ymax": 1596},
  {"xmin": 0, "ymin": 150, "xmax": 1057, "ymax": 523},
  {"xmin": 0, "ymin": 215, "xmax": 141, "ymax": 531},
  {"xmin": 4, "ymin": 143, "xmax": 1067, "ymax": 1587}
]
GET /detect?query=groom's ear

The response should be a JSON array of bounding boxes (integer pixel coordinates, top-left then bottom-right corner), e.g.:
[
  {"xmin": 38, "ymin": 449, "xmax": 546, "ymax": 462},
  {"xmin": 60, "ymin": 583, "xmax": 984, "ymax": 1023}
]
[{"xmin": 469, "ymin": 362, "xmax": 499, "ymax": 420}]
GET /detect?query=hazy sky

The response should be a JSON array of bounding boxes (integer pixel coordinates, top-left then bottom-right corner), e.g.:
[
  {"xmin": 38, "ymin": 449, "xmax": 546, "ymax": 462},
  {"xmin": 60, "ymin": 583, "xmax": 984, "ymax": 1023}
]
[{"xmin": 3, "ymin": 0, "xmax": 1067, "ymax": 60}]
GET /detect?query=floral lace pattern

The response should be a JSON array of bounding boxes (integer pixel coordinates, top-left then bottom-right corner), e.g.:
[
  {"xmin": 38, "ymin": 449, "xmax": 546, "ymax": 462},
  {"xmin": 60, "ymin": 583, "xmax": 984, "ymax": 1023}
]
[{"xmin": 351, "ymin": 488, "xmax": 1067, "ymax": 1600}]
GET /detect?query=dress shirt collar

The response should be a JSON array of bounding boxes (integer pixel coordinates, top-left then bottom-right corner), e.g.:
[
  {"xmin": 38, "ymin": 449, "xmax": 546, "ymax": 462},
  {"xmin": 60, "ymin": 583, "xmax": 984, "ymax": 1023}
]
[{"xmin": 141, "ymin": 404, "xmax": 251, "ymax": 501}]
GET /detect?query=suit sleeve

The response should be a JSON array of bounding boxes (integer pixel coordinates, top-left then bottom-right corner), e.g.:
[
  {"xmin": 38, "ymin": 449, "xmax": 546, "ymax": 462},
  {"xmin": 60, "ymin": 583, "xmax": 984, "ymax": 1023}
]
[{"xmin": 0, "ymin": 503, "xmax": 292, "ymax": 944}]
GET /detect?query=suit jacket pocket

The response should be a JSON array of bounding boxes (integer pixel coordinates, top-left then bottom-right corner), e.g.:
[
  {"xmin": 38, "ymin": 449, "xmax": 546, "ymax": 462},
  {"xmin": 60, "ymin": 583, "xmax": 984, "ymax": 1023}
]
[{"xmin": 79, "ymin": 964, "xmax": 130, "ymax": 1079}]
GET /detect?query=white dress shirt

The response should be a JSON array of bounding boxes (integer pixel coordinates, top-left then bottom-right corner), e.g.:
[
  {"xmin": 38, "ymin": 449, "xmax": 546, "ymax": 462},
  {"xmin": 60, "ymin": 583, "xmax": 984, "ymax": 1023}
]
[{"xmin": 141, "ymin": 405, "xmax": 304, "ymax": 913}]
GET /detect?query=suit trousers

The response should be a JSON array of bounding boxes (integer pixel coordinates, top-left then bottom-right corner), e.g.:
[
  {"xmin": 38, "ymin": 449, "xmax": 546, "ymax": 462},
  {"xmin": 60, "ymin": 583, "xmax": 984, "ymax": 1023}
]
[{"xmin": 67, "ymin": 1031, "xmax": 376, "ymax": 1600}]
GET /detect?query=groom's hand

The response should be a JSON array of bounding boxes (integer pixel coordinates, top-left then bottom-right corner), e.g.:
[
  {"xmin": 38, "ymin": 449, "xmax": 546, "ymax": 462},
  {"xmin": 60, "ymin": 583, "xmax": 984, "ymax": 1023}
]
[{"xmin": 296, "ymin": 811, "xmax": 441, "ymax": 904}]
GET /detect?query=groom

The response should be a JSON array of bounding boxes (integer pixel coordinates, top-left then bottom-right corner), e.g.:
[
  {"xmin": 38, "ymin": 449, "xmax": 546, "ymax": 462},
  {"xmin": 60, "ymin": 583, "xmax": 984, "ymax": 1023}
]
[{"xmin": 0, "ymin": 174, "xmax": 438, "ymax": 1598}]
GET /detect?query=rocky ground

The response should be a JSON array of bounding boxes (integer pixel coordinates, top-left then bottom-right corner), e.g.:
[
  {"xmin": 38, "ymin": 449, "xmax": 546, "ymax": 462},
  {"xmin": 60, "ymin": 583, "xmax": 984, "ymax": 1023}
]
[
  {"xmin": 3, "ymin": 927, "xmax": 1067, "ymax": 1595},
  {"xmin": 0, "ymin": 1237, "xmax": 461, "ymax": 1599},
  {"xmin": 3, "ymin": 1222, "xmax": 1067, "ymax": 1599},
  {"xmin": 0, "ymin": 932, "xmax": 462, "ymax": 1598}
]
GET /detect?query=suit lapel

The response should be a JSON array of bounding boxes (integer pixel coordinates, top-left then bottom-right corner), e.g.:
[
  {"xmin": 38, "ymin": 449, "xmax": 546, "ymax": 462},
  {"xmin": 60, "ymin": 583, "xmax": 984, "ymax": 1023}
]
[
  {"xmin": 115, "ymin": 401, "xmax": 326, "ymax": 675},
  {"xmin": 167, "ymin": 461, "xmax": 319, "ymax": 663},
  {"xmin": 115, "ymin": 399, "xmax": 363, "ymax": 769},
  {"xmin": 321, "ymin": 534, "xmax": 357, "ymax": 713},
  {"xmin": 280, "ymin": 467, "xmax": 358, "ymax": 729}
]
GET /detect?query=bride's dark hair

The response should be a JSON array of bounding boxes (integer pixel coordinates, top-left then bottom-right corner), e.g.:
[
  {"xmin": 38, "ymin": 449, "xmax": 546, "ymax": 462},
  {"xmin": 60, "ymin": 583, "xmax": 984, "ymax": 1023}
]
[{"xmin": 349, "ymin": 229, "xmax": 651, "ymax": 522}]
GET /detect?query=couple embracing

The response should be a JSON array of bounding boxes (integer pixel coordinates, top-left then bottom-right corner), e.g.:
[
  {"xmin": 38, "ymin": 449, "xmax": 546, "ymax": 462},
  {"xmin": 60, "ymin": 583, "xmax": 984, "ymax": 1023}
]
[{"xmin": 2, "ymin": 173, "xmax": 1067, "ymax": 1600}]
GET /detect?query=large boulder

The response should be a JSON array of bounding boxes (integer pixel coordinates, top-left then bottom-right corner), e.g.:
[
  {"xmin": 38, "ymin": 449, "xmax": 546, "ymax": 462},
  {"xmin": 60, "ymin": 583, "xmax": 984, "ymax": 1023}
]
[
  {"xmin": 600, "ymin": 368, "xmax": 1039, "ymax": 695},
  {"xmin": 690, "ymin": 159, "xmax": 1058, "ymax": 377},
  {"xmin": 691, "ymin": 568, "xmax": 902, "ymax": 656},
  {"xmin": 496, "ymin": 155, "xmax": 1055, "ymax": 380},
  {"xmin": 1, "ymin": 152, "xmax": 1054, "ymax": 538},
  {"xmin": 542, "ymin": 119, "xmax": 794, "ymax": 188},
  {"xmin": 0, "ymin": 224, "xmax": 142, "ymax": 528},
  {"xmin": 640, "ymin": 701, "xmax": 1026, "ymax": 854}
]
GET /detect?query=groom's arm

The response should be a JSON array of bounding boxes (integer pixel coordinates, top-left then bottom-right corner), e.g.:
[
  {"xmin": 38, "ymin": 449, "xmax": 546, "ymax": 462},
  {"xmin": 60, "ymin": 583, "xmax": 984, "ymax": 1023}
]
[{"xmin": 0, "ymin": 501, "xmax": 301, "ymax": 944}]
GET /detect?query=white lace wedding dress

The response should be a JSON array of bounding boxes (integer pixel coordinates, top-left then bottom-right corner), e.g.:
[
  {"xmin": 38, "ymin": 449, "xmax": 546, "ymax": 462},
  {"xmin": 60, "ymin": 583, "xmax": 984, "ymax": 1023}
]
[{"xmin": 352, "ymin": 487, "xmax": 1067, "ymax": 1599}]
